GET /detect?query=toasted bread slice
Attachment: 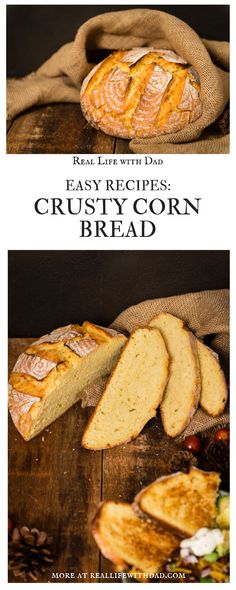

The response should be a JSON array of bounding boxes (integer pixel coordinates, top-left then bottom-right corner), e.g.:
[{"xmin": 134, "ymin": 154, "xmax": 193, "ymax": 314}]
[
  {"xmin": 149, "ymin": 313, "xmax": 201, "ymax": 437},
  {"xmin": 197, "ymin": 340, "xmax": 228, "ymax": 416},
  {"xmin": 82, "ymin": 327, "xmax": 169, "ymax": 449},
  {"xmin": 92, "ymin": 501, "xmax": 180, "ymax": 574},
  {"xmin": 135, "ymin": 467, "xmax": 220, "ymax": 537}
]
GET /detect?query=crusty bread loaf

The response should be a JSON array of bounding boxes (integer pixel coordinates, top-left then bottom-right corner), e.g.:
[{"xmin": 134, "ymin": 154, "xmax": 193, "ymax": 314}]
[
  {"xmin": 92, "ymin": 501, "xmax": 180, "ymax": 575},
  {"xmin": 80, "ymin": 48, "xmax": 202, "ymax": 139},
  {"xmin": 149, "ymin": 313, "xmax": 201, "ymax": 437},
  {"xmin": 9, "ymin": 322, "xmax": 127, "ymax": 441},
  {"xmin": 197, "ymin": 340, "xmax": 228, "ymax": 416},
  {"xmin": 82, "ymin": 327, "xmax": 169, "ymax": 450},
  {"xmin": 134, "ymin": 467, "xmax": 220, "ymax": 538}
]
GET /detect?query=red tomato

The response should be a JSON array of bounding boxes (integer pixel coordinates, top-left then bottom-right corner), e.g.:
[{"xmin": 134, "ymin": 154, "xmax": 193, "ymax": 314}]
[
  {"xmin": 182, "ymin": 435, "xmax": 202, "ymax": 454},
  {"xmin": 214, "ymin": 429, "xmax": 229, "ymax": 443}
]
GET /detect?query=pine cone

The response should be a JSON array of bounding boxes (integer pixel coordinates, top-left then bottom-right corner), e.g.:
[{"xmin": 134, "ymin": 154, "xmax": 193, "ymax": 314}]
[
  {"xmin": 205, "ymin": 440, "xmax": 229, "ymax": 491},
  {"xmin": 8, "ymin": 526, "xmax": 54, "ymax": 581},
  {"xmin": 168, "ymin": 450, "xmax": 198, "ymax": 474}
]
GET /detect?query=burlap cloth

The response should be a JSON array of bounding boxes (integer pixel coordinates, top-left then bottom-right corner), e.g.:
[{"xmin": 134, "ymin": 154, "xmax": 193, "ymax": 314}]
[
  {"xmin": 82, "ymin": 289, "xmax": 229, "ymax": 440},
  {"xmin": 7, "ymin": 9, "xmax": 229, "ymax": 154}
]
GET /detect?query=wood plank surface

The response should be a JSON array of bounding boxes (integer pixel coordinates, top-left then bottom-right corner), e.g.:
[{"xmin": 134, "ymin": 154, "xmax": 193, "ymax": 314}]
[
  {"xmin": 115, "ymin": 138, "xmax": 132, "ymax": 154},
  {"xmin": 6, "ymin": 104, "xmax": 124, "ymax": 154},
  {"xmin": 8, "ymin": 338, "xmax": 102, "ymax": 583},
  {"xmin": 8, "ymin": 338, "xmax": 218, "ymax": 583},
  {"xmin": 8, "ymin": 339, "xmax": 181, "ymax": 584}
]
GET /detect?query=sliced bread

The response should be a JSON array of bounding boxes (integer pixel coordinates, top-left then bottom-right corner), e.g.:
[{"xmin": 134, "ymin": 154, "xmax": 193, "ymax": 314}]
[
  {"xmin": 149, "ymin": 313, "xmax": 201, "ymax": 437},
  {"xmin": 9, "ymin": 322, "xmax": 127, "ymax": 440},
  {"xmin": 82, "ymin": 327, "xmax": 169, "ymax": 449},
  {"xmin": 196, "ymin": 340, "xmax": 228, "ymax": 416},
  {"xmin": 92, "ymin": 501, "xmax": 180, "ymax": 575},
  {"xmin": 134, "ymin": 467, "xmax": 220, "ymax": 537}
]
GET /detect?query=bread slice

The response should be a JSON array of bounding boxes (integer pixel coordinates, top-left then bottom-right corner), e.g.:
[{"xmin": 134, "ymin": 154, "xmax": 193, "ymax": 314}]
[
  {"xmin": 9, "ymin": 322, "xmax": 127, "ymax": 440},
  {"xmin": 135, "ymin": 467, "xmax": 220, "ymax": 538},
  {"xmin": 92, "ymin": 501, "xmax": 180, "ymax": 575},
  {"xmin": 196, "ymin": 340, "xmax": 228, "ymax": 416},
  {"xmin": 82, "ymin": 327, "xmax": 169, "ymax": 449},
  {"xmin": 149, "ymin": 313, "xmax": 201, "ymax": 437}
]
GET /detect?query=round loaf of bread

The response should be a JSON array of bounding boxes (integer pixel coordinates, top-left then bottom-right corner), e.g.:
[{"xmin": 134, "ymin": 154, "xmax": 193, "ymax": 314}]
[
  {"xmin": 80, "ymin": 48, "xmax": 202, "ymax": 139},
  {"xmin": 8, "ymin": 322, "xmax": 127, "ymax": 440}
]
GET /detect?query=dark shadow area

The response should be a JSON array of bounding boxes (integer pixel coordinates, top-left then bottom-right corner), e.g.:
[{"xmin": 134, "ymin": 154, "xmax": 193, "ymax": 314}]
[
  {"xmin": 7, "ymin": 5, "xmax": 229, "ymax": 77},
  {"xmin": 8, "ymin": 250, "xmax": 229, "ymax": 336}
]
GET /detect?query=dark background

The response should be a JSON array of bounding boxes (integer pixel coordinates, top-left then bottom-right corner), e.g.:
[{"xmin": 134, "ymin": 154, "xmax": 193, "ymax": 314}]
[
  {"xmin": 7, "ymin": 5, "xmax": 229, "ymax": 77},
  {"xmin": 8, "ymin": 250, "xmax": 229, "ymax": 337}
]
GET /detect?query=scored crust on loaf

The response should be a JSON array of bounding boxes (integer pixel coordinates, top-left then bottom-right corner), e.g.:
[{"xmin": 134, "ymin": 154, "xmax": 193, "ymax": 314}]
[
  {"xmin": 134, "ymin": 467, "xmax": 220, "ymax": 538},
  {"xmin": 92, "ymin": 501, "xmax": 180, "ymax": 574},
  {"xmin": 80, "ymin": 48, "xmax": 202, "ymax": 139},
  {"xmin": 8, "ymin": 322, "xmax": 127, "ymax": 441},
  {"xmin": 82, "ymin": 327, "xmax": 169, "ymax": 450},
  {"xmin": 149, "ymin": 313, "xmax": 201, "ymax": 437},
  {"xmin": 196, "ymin": 340, "xmax": 228, "ymax": 416}
]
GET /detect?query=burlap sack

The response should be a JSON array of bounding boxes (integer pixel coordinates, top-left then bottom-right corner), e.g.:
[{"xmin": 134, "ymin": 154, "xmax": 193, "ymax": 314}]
[
  {"xmin": 82, "ymin": 289, "xmax": 229, "ymax": 440},
  {"xmin": 7, "ymin": 9, "xmax": 229, "ymax": 154}
]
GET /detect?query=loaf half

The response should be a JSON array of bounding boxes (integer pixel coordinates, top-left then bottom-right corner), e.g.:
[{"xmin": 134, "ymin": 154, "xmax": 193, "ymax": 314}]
[
  {"xmin": 134, "ymin": 467, "xmax": 220, "ymax": 538},
  {"xmin": 80, "ymin": 48, "xmax": 202, "ymax": 139},
  {"xmin": 197, "ymin": 340, "xmax": 228, "ymax": 416},
  {"xmin": 92, "ymin": 501, "xmax": 180, "ymax": 575},
  {"xmin": 82, "ymin": 327, "xmax": 169, "ymax": 449},
  {"xmin": 149, "ymin": 313, "xmax": 201, "ymax": 437},
  {"xmin": 9, "ymin": 322, "xmax": 127, "ymax": 440}
]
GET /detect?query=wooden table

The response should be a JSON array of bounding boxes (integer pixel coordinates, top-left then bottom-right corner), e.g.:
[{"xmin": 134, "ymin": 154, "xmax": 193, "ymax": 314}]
[
  {"xmin": 9, "ymin": 338, "xmax": 192, "ymax": 584},
  {"xmin": 7, "ymin": 104, "xmax": 131, "ymax": 154}
]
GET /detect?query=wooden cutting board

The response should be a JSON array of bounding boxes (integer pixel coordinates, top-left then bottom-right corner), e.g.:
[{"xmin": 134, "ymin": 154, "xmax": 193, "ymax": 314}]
[
  {"xmin": 7, "ymin": 104, "xmax": 131, "ymax": 155},
  {"xmin": 8, "ymin": 338, "xmax": 196, "ymax": 584}
]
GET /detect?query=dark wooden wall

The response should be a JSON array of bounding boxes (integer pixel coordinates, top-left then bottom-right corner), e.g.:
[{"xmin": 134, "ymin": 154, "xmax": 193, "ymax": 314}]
[
  {"xmin": 7, "ymin": 5, "xmax": 229, "ymax": 77},
  {"xmin": 8, "ymin": 250, "xmax": 229, "ymax": 337}
]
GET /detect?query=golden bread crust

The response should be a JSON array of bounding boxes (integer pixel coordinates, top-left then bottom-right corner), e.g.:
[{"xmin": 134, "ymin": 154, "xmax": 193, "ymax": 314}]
[
  {"xmin": 134, "ymin": 467, "xmax": 220, "ymax": 537},
  {"xmin": 8, "ymin": 322, "xmax": 126, "ymax": 440},
  {"xmin": 92, "ymin": 501, "xmax": 180, "ymax": 573},
  {"xmin": 80, "ymin": 48, "xmax": 202, "ymax": 139},
  {"xmin": 92, "ymin": 469, "xmax": 221, "ymax": 577}
]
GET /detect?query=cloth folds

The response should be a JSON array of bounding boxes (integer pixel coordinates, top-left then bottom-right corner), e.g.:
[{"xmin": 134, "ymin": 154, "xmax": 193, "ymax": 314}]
[
  {"xmin": 82, "ymin": 289, "xmax": 229, "ymax": 440},
  {"xmin": 7, "ymin": 9, "xmax": 229, "ymax": 154}
]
